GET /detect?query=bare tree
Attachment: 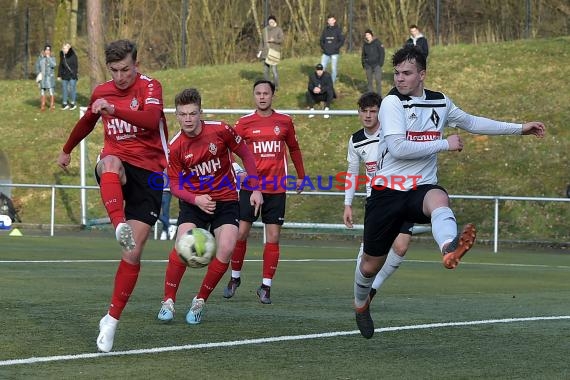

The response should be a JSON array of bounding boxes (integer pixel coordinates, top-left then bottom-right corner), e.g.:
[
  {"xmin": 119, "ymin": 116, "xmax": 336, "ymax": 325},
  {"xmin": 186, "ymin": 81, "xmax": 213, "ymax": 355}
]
[
  {"xmin": 87, "ymin": 0, "xmax": 105, "ymax": 90},
  {"xmin": 70, "ymin": 0, "xmax": 78, "ymax": 44},
  {"xmin": 1, "ymin": 0, "xmax": 570, "ymax": 80}
]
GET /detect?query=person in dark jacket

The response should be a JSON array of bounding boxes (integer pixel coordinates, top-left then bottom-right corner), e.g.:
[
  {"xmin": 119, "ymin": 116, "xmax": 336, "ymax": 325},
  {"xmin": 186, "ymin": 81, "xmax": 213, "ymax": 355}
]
[
  {"xmin": 405, "ymin": 24, "xmax": 429, "ymax": 58},
  {"xmin": 58, "ymin": 43, "xmax": 79, "ymax": 110},
  {"xmin": 361, "ymin": 29, "xmax": 385, "ymax": 96},
  {"xmin": 319, "ymin": 15, "xmax": 345, "ymax": 84},
  {"xmin": 306, "ymin": 63, "xmax": 335, "ymax": 119}
]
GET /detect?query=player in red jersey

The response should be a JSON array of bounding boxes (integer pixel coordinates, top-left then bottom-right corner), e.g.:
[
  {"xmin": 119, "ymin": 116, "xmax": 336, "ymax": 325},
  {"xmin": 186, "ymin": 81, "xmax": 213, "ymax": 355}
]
[
  {"xmin": 56, "ymin": 40, "xmax": 168, "ymax": 352},
  {"xmin": 223, "ymin": 79, "xmax": 306, "ymax": 304},
  {"xmin": 157, "ymin": 88, "xmax": 263, "ymax": 324}
]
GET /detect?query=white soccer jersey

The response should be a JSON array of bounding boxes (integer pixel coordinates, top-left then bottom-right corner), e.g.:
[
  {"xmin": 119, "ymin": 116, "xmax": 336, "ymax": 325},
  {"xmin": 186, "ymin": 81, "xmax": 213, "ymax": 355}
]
[
  {"xmin": 344, "ymin": 127, "xmax": 380, "ymax": 205},
  {"xmin": 377, "ymin": 88, "xmax": 522, "ymax": 191}
]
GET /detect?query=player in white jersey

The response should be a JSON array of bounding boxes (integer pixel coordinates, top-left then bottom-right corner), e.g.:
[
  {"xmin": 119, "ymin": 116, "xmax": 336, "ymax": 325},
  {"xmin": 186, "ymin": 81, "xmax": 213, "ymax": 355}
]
[
  {"xmin": 343, "ymin": 92, "xmax": 412, "ymax": 302},
  {"xmin": 354, "ymin": 45, "xmax": 546, "ymax": 339}
]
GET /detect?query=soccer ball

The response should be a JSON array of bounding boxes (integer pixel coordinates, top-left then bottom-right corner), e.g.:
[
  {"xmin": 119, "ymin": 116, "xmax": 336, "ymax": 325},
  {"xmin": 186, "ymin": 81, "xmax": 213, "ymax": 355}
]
[{"xmin": 175, "ymin": 228, "xmax": 216, "ymax": 268}]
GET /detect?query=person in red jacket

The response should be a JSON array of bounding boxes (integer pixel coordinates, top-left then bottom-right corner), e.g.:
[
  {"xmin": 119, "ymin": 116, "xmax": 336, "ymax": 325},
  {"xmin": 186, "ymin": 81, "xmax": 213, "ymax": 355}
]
[
  {"xmin": 157, "ymin": 88, "xmax": 263, "ymax": 324},
  {"xmin": 57, "ymin": 39, "xmax": 168, "ymax": 353},
  {"xmin": 223, "ymin": 79, "xmax": 306, "ymax": 304}
]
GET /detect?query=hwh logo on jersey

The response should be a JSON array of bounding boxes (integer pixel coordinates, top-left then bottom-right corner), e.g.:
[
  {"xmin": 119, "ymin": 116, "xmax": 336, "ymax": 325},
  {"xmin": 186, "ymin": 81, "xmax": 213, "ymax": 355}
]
[
  {"xmin": 365, "ymin": 161, "xmax": 377, "ymax": 174},
  {"xmin": 189, "ymin": 158, "xmax": 221, "ymax": 176},
  {"xmin": 107, "ymin": 119, "xmax": 139, "ymax": 135},
  {"xmin": 406, "ymin": 131, "xmax": 441, "ymax": 141},
  {"xmin": 252, "ymin": 140, "xmax": 282, "ymax": 153}
]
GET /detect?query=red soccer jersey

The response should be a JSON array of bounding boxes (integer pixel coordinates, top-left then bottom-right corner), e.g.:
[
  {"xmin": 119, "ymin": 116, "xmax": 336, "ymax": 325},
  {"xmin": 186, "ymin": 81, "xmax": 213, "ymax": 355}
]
[
  {"xmin": 67, "ymin": 73, "xmax": 168, "ymax": 173},
  {"xmin": 234, "ymin": 111, "xmax": 304, "ymax": 194},
  {"xmin": 168, "ymin": 121, "xmax": 243, "ymax": 202}
]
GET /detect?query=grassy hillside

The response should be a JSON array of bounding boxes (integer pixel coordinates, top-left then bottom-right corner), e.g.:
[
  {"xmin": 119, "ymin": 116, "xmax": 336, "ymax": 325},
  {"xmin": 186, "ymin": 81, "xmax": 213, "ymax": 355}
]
[{"xmin": 0, "ymin": 37, "xmax": 568, "ymax": 242}]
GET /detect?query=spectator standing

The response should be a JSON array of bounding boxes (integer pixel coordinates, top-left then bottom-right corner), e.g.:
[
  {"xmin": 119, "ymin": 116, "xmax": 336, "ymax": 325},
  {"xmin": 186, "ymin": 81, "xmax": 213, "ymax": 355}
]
[
  {"xmin": 58, "ymin": 42, "xmax": 79, "ymax": 110},
  {"xmin": 306, "ymin": 63, "xmax": 335, "ymax": 118},
  {"xmin": 223, "ymin": 80, "xmax": 306, "ymax": 304},
  {"xmin": 259, "ymin": 15, "xmax": 284, "ymax": 90},
  {"xmin": 57, "ymin": 40, "xmax": 169, "ymax": 352},
  {"xmin": 320, "ymin": 14, "xmax": 345, "ymax": 84},
  {"xmin": 405, "ymin": 24, "xmax": 429, "ymax": 58},
  {"xmin": 361, "ymin": 30, "xmax": 385, "ymax": 96},
  {"xmin": 35, "ymin": 45, "xmax": 57, "ymax": 111}
]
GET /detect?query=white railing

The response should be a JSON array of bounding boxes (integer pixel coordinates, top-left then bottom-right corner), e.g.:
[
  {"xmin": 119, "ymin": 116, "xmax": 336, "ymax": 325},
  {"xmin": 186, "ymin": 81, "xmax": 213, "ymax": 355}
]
[
  {"xmin": 63, "ymin": 107, "xmax": 569, "ymax": 252},
  {"xmin": 5, "ymin": 183, "xmax": 570, "ymax": 253},
  {"xmin": 77, "ymin": 107, "xmax": 358, "ymax": 227}
]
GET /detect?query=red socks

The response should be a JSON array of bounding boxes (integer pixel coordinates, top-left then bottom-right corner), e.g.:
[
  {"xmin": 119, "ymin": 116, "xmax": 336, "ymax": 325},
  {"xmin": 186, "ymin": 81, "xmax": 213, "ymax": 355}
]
[
  {"xmin": 230, "ymin": 239, "xmax": 247, "ymax": 271},
  {"xmin": 163, "ymin": 248, "xmax": 187, "ymax": 302},
  {"xmin": 262, "ymin": 242, "xmax": 280, "ymax": 280},
  {"xmin": 197, "ymin": 257, "xmax": 229, "ymax": 301},
  {"xmin": 108, "ymin": 260, "xmax": 140, "ymax": 319},
  {"xmin": 100, "ymin": 172, "xmax": 125, "ymax": 229}
]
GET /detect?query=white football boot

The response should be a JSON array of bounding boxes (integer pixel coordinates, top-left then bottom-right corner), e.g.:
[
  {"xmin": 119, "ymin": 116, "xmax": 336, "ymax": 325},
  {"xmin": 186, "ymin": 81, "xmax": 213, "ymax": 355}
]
[
  {"xmin": 157, "ymin": 298, "xmax": 175, "ymax": 322},
  {"xmin": 115, "ymin": 222, "xmax": 136, "ymax": 251},
  {"xmin": 186, "ymin": 297, "xmax": 205, "ymax": 324},
  {"xmin": 97, "ymin": 314, "xmax": 119, "ymax": 352}
]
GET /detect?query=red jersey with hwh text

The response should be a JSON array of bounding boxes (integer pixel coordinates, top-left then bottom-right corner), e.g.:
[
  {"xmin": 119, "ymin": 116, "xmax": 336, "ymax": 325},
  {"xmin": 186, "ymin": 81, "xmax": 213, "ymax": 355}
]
[
  {"xmin": 89, "ymin": 73, "xmax": 167, "ymax": 172},
  {"xmin": 234, "ymin": 111, "xmax": 304, "ymax": 194},
  {"xmin": 168, "ymin": 121, "xmax": 243, "ymax": 201}
]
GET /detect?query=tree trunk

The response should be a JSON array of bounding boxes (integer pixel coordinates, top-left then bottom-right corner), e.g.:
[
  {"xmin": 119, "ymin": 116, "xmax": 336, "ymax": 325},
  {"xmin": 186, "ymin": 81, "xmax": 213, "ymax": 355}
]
[
  {"xmin": 70, "ymin": 0, "xmax": 78, "ymax": 44},
  {"xmin": 87, "ymin": 0, "xmax": 105, "ymax": 91}
]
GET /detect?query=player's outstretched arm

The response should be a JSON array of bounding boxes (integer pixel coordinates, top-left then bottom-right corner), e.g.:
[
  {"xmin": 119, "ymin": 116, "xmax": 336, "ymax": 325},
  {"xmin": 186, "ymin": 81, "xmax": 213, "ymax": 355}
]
[{"xmin": 521, "ymin": 122, "xmax": 545, "ymax": 137}]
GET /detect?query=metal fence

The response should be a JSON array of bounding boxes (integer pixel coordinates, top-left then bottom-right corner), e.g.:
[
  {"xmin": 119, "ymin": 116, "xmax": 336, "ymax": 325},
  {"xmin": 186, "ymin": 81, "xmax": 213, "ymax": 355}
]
[
  {"xmin": 5, "ymin": 107, "xmax": 546, "ymax": 253},
  {"xmin": 4, "ymin": 182, "xmax": 569, "ymax": 253}
]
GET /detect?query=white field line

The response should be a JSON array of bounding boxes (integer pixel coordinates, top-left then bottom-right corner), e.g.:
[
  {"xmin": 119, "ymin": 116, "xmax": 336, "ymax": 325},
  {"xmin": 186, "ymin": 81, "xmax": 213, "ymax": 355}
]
[
  {"xmin": 1, "ymin": 259, "xmax": 569, "ymax": 270},
  {"xmin": 0, "ymin": 315, "xmax": 568, "ymax": 367}
]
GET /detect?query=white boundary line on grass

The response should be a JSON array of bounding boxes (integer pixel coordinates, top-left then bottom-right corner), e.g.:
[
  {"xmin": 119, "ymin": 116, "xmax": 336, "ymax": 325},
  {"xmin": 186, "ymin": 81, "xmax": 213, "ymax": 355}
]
[
  {"xmin": 1, "ymin": 259, "xmax": 570, "ymax": 270},
  {"xmin": 1, "ymin": 315, "xmax": 569, "ymax": 367}
]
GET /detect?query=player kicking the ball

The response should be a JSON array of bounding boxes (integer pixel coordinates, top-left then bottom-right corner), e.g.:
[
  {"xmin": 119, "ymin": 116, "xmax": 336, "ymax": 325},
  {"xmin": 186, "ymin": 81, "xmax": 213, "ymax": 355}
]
[
  {"xmin": 354, "ymin": 45, "xmax": 545, "ymax": 339},
  {"xmin": 57, "ymin": 40, "xmax": 169, "ymax": 352},
  {"xmin": 157, "ymin": 88, "xmax": 262, "ymax": 324}
]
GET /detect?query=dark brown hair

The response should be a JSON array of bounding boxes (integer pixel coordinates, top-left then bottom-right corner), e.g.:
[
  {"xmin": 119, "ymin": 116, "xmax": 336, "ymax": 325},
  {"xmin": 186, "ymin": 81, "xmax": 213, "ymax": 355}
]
[
  {"xmin": 175, "ymin": 88, "xmax": 202, "ymax": 108},
  {"xmin": 104, "ymin": 40, "xmax": 137, "ymax": 64}
]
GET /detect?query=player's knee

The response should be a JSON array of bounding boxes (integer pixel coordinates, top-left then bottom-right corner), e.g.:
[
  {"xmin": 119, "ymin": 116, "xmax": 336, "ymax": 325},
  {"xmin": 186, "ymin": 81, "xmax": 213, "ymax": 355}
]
[
  {"xmin": 424, "ymin": 188, "xmax": 450, "ymax": 210},
  {"xmin": 214, "ymin": 247, "xmax": 232, "ymax": 263},
  {"xmin": 359, "ymin": 253, "xmax": 384, "ymax": 277},
  {"xmin": 392, "ymin": 235, "xmax": 411, "ymax": 256},
  {"xmin": 265, "ymin": 231, "xmax": 281, "ymax": 243},
  {"xmin": 392, "ymin": 244, "xmax": 408, "ymax": 257},
  {"xmin": 237, "ymin": 230, "xmax": 250, "ymax": 241},
  {"xmin": 98, "ymin": 156, "xmax": 124, "ymax": 175}
]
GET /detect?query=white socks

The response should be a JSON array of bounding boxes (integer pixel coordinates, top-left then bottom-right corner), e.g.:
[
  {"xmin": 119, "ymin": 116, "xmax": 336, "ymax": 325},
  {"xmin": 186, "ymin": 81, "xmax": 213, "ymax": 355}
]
[
  {"xmin": 354, "ymin": 265, "xmax": 374, "ymax": 308},
  {"xmin": 431, "ymin": 207, "xmax": 457, "ymax": 252},
  {"xmin": 372, "ymin": 248, "xmax": 404, "ymax": 290}
]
